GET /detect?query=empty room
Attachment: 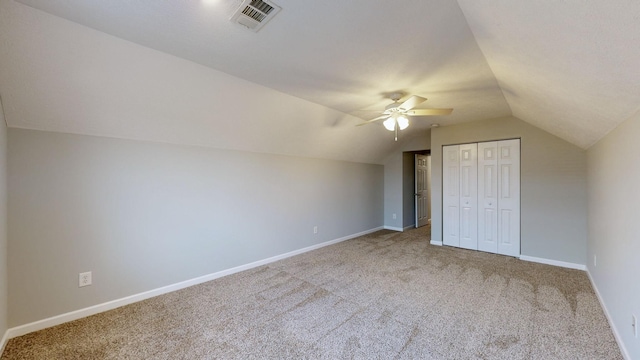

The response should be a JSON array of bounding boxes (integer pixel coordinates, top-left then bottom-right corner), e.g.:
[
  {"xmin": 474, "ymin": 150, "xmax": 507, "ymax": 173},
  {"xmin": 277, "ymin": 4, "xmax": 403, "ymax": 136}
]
[{"xmin": 0, "ymin": 0, "xmax": 638, "ymax": 359}]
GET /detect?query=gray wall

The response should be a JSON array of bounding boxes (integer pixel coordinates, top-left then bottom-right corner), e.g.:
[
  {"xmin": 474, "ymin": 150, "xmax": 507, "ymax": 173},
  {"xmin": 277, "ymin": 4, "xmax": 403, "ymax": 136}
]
[
  {"xmin": 8, "ymin": 128, "xmax": 384, "ymax": 327},
  {"xmin": 587, "ymin": 110, "xmax": 640, "ymax": 359},
  {"xmin": 384, "ymin": 152, "xmax": 403, "ymax": 230},
  {"xmin": 431, "ymin": 116, "xmax": 587, "ymax": 264},
  {"xmin": 0, "ymin": 102, "xmax": 7, "ymax": 339},
  {"xmin": 383, "ymin": 131, "xmax": 430, "ymax": 230}
]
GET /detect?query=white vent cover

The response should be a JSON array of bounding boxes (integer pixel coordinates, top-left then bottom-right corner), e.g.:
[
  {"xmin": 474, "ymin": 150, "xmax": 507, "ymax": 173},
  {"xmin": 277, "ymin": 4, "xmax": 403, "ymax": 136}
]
[{"xmin": 230, "ymin": 0, "xmax": 281, "ymax": 32}]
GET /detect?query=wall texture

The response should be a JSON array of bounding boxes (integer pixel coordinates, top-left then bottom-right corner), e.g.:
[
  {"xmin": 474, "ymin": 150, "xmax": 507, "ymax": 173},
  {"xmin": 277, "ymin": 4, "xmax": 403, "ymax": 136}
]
[
  {"xmin": 431, "ymin": 116, "xmax": 587, "ymax": 265},
  {"xmin": 0, "ymin": 101, "xmax": 7, "ymax": 341},
  {"xmin": 384, "ymin": 152, "xmax": 403, "ymax": 230},
  {"xmin": 8, "ymin": 129, "xmax": 384, "ymax": 327},
  {"xmin": 587, "ymin": 110, "xmax": 640, "ymax": 359}
]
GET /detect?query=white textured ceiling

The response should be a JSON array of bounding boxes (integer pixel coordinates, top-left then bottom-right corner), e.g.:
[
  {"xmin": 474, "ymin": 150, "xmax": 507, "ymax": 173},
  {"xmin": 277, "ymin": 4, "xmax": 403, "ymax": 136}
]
[
  {"xmin": 457, "ymin": 0, "xmax": 640, "ymax": 149},
  {"xmin": 0, "ymin": 0, "xmax": 638, "ymax": 163}
]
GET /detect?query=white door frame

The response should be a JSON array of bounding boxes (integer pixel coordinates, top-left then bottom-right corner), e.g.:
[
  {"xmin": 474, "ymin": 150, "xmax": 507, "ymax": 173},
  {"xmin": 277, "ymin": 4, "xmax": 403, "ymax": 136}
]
[{"xmin": 415, "ymin": 154, "xmax": 429, "ymax": 228}]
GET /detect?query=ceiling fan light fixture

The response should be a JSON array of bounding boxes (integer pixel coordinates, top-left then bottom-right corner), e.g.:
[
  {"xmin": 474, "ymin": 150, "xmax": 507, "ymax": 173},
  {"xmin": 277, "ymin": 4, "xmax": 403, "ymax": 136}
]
[
  {"xmin": 383, "ymin": 118, "xmax": 396, "ymax": 131},
  {"xmin": 397, "ymin": 115, "xmax": 409, "ymax": 130},
  {"xmin": 354, "ymin": 93, "xmax": 452, "ymax": 139}
]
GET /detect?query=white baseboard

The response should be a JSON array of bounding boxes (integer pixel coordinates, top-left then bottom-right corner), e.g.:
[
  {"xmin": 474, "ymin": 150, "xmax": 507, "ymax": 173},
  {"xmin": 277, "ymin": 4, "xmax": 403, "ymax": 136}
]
[
  {"xmin": 383, "ymin": 226, "xmax": 403, "ymax": 232},
  {"xmin": 518, "ymin": 255, "xmax": 586, "ymax": 270},
  {"xmin": 0, "ymin": 329, "xmax": 9, "ymax": 356},
  {"xmin": 587, "ymin": 269, "xmax": 631, "ymax": 360},
  {"xmin": 430, "ymin": 240, "xmax": 443, "ymax": 246},
  {"xmin": 4, "ymin": 226, "xmax": 383, "ymax": 341}
]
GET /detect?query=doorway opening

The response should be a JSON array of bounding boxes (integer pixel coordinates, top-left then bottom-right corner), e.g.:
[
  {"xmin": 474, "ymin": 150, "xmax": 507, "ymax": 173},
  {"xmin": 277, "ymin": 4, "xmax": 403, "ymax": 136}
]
[{"xmin": 402, "ymin": 150, "xmax": 431, "ymax": 229}]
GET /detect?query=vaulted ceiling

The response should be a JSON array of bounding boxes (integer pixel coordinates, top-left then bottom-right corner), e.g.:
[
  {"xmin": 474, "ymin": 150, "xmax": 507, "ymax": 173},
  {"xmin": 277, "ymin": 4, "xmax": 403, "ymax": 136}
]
[{"xmin": 1, "ymin": 0, "xmax": 638, "ymax": 164}]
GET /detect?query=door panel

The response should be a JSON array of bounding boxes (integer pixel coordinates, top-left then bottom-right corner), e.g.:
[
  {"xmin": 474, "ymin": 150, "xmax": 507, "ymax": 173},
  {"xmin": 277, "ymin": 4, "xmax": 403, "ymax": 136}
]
[
  {"xmin": 478, "ymin": 142, "xmax": 498, "ymax": 253},
  {"xmin": 442, "ymin": 139, "xmax": 520, "ymax": 256},
  {"xmin": 458, "ymin": 143, "xmax": 477, "ymax": 250},
  {"xmin": 415, "ymin": 155, "xmax": 429, "ymax": 228},
  {"xmin": 442, "ymin": 145, "xmax": 460, "ymax": 247},
  {"xmin": 500, "ymin": 210, "xmax": 512, "ymax": 244},
  {"xmin": 497, "ymin": 139, "xmax": 520, "ymax": 256}
]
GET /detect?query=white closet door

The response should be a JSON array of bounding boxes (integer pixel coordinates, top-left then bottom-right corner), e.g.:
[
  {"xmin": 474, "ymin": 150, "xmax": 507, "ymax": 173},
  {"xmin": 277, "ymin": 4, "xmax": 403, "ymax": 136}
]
[
  {"xmin": 497, "ymin": 139, "xmax": 520, "ymax": 256},
  {"xmin": 478, "ymin": 142, "xmax": 498, "ymax": 253},
  {"xmin": 458, "ymin": 143, "xmax": 478, "ymax": 250},
  {"xmin": 442, "ymin": 145, "xmax": 460, "ymax": 247}
]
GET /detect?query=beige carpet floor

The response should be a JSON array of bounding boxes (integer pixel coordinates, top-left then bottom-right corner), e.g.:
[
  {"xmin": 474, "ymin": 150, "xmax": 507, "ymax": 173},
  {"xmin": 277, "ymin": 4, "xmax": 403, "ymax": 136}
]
[{"xmin": 2, "ymin": 227, "xmax": 623, "ymax": 359}]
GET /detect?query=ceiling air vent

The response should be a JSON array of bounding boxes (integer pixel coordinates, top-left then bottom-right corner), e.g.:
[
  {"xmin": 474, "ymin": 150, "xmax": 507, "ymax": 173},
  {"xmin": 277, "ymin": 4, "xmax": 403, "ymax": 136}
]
[{"xmin": 230, "ymin": 0, "xmax": 281, "ymax": 32}]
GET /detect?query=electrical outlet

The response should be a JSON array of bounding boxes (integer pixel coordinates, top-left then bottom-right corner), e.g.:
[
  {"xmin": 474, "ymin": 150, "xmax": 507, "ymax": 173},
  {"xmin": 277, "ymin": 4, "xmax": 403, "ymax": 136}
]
[
  {"xmin": 79, "ymin": 271, "xmax": 92, "ymax": 287},
  {"xmin": 392, "ymin": 213, "xmax": 397, "ymax": 220},
  {"xmin": 313, "ymin": 226, "xmax": 318, "ymax": 234},
  {"xmin": 633, "ymin": 314, "xmax": 637, "ymax": 338},
  {"xmin": 594, "ymin": 254, "xmax": 597, "ymax": 267}
]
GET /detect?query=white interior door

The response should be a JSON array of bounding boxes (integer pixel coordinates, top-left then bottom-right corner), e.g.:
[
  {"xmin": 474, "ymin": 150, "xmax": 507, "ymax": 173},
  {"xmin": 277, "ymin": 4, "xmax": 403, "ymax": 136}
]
[
  {"xmin": 415, "ymin": 154, "xmax": 429, "ymax": 228},
  {"xmin": 426, "ymin": 155, "xmax": 432, "ymax": 224},
  {"xmin": 442, "ymin": 139, "xmax": 520, "ymax": 256},
  {"xmin": 459, "ymin": 143, "xmax": 478, "ymax": 250},
  {"xmin": 442, "ymin": 145, "xmax": 460, "ymax": 247},
  {"xmin": 478, "ymin": 142, "xmax": 498, "ymax": 253},
  {"xmin": 497, "ymin": 139, "xmax": 520, "ymax": 256}
]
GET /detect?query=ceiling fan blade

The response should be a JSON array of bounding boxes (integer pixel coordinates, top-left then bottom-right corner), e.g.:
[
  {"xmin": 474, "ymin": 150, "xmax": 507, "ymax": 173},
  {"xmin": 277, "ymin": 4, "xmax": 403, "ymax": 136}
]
[
  {"xmin": 356, "ymin": 115, "xmax": 389, "ymax": 126},
  {"xmin": 399, "ymin": 95, "xmax": 427, "ymax": 111},
  {"xmin": 407, "ymin": 108, "xmax": 453, "ymax": 116}
]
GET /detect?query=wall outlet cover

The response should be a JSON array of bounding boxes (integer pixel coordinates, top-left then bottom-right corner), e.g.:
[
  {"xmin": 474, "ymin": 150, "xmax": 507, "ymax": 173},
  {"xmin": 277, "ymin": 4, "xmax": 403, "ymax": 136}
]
[{"xmin": 79, "ymin": 271, "xmax": 92, "ymax": 287}]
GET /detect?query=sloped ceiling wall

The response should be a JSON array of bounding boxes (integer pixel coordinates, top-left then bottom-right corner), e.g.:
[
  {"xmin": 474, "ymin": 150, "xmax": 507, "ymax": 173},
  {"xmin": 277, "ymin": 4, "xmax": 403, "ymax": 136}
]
[
  {"xmin": 458, "ymin": 0, "xmax": 640, "ymax": 148},
  {"xmin": 0, "ymin": 0, "xmax": 505, "ymax": 165},
  {"xmin": 0, "ymin": 1, "xmax": 399, "ymax": 164},
  {"xmin": 2, "ymin": 0, "xmax": 640, "ymax": 162}
]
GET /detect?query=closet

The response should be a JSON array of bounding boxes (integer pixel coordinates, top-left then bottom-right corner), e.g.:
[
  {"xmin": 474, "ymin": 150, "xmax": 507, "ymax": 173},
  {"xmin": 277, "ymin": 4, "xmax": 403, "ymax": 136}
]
[{"xmin": 442, "ymin": 139, "xmax": 520, "ymax": 257}]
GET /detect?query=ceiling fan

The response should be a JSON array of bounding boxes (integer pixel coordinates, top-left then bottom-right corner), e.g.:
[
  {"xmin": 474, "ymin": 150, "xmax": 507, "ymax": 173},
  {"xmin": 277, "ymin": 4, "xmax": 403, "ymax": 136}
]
[{"xmin": 356, "ymin": 93, "xmax": 453, "ymax": 141}]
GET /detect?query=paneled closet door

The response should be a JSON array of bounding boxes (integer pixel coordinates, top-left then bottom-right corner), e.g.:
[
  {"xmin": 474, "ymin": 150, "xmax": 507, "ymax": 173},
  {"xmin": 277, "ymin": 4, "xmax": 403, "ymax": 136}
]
[
  {"xmin": 497, "ymin": 139, "xmax": 520, "ymax": 256},
  {"xmin": 458, "ymin": 143, "xmax": 478, "ymax": 250},
  {"xmin": 442, "ymin": 145, "xmax": 460, "ymax": 247},
  {"xmin": 478, "ymin": 142, "xmax": 498, "ymax": 253}
]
